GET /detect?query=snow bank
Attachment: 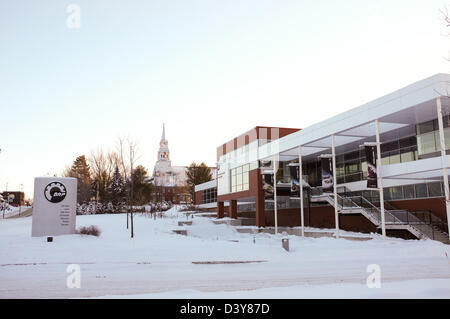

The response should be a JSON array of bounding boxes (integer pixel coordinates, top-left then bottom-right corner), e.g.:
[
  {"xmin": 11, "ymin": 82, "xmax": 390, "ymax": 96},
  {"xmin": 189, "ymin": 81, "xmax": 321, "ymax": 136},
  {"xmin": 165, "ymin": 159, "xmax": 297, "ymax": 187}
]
[
  {"xmin": 1, "ymin": 208, "xmax": 449, "ymax": 298},
  {"xmin": 0, "ymin": 205, "xmax": 29, "ymax": 218},
  {"xmin": 95, "ymin": 278, "xmax": 450, "ymax": 299}
]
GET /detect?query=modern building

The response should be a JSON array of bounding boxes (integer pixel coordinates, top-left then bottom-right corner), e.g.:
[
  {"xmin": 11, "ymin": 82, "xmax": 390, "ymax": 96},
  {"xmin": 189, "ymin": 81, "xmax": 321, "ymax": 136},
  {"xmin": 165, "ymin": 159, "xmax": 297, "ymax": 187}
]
[{"xmin": 195, "ymin": 73, "xmax": 450, "ymax": 243}]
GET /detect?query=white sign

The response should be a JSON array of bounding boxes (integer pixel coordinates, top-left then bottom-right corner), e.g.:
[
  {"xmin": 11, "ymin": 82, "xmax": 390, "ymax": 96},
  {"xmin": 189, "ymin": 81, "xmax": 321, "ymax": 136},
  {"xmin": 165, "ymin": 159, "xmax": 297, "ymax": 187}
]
[{"xmin": 32, "ymin": 177, "xmax": 77, "ymax": 237}]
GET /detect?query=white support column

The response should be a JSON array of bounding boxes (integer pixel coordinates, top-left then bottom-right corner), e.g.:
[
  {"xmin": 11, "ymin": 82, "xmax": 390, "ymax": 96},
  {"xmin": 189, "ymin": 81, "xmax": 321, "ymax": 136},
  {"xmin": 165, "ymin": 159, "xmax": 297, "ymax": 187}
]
[
  {"xmin": 298, "ymin": 146, "xmax": 305, "ymax": 237},
  {"xmin": 436, "ymin": 97, "xmax": 450, "ymax": 242},
  {"xmin": 273, "ymin": 155, "xmax": 278, "ymax": 235},
  {"xmin": 375, "ymin": 119, "xmax": 386, "ymax": 239},
  {"xmin": 331, "ymin": 134, "xmax": 339, "ymax": 239}
]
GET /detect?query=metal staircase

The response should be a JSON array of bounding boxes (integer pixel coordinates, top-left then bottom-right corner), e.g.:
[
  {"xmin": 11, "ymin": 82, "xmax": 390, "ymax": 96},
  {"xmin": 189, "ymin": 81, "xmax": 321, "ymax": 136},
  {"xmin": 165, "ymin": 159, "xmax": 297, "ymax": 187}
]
[{"xmin": 311, "ymin": 192, "xmax": 449, "ymax": 244}]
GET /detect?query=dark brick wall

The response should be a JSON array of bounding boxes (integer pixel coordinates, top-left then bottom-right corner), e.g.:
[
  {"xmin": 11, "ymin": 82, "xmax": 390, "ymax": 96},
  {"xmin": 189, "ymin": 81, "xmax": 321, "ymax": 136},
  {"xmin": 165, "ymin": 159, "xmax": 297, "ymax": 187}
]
[
  {"xmin": 389, "ymin": 197, "xmax": 446, "ymax": 221},
  {"xmin": 257, "ymin": 206, "xmax": 377, "ymax": 233},
  {"xmin": 194, "ymin": 191, "xmax": 201, "ymax": 205},
  {"xmin": 385, "ymin": 229, "xmax": 418, "ymax": 240}
]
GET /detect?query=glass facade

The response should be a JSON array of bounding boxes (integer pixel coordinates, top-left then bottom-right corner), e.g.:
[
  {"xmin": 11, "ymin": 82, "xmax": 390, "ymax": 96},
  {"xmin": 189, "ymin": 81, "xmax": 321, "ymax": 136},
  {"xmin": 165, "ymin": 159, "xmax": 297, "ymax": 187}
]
[
  {"xmin": 201, "ymin": 187, "xmax": 217, "ymax": 204},
  {"xmin": 231, "ymin": 164, "xmax": 250, "ymax": 193},
  {"xmin": 218, "ymin": 140, "xmax": 259, "ymax": 166},
  {"xmin": 218, "ymin": 116, "xmax": 450, "ymax": 199},
  {"xmin": 416, "ymin": 116, "xmax": 450, "ymax": 157},
  {"xmin": 294, "ymin": 135, "xmax": 418, "ymax": 187},
  {"xmin": 340, "ymin": 181, "xmax": 447, "ymax": 202}
]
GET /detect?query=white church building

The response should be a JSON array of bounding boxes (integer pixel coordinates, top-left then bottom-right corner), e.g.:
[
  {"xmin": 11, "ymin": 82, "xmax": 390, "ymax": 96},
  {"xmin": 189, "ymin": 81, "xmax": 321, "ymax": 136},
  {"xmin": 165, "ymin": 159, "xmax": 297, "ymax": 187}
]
[{"xmin": 152, "ymin": 124, "xmax": 190, "ymax": 203}]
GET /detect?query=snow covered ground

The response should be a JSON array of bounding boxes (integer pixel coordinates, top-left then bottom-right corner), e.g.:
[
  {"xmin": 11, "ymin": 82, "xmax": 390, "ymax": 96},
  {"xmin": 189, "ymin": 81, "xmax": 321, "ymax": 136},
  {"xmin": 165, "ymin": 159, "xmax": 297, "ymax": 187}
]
[
  {"xmin": 1, "ymin": 205, "xmax": 30, "ymax": 219},
  {"xmin": 95, "ymin": 279, "xmax": 450, "ymax": 299},
  {"xmin": 0, "ymin": 206, "xmax": 449, "ymax": 299}
]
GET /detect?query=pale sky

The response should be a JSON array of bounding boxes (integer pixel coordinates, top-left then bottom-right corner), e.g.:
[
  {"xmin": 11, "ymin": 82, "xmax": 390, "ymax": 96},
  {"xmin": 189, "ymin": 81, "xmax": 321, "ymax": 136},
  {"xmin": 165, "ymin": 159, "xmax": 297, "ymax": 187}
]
[{"xmin": 1, "ymin": 0, "xmax": 449, "ymax": 199}]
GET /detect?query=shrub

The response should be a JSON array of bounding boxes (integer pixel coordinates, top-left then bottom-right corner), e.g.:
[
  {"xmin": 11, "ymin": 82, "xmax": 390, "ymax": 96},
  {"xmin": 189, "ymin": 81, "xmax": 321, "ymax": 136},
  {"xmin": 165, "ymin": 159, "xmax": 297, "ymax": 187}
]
[{"xmin": 77, "ymin": 225, "xmax": 101, "ymax": 237}]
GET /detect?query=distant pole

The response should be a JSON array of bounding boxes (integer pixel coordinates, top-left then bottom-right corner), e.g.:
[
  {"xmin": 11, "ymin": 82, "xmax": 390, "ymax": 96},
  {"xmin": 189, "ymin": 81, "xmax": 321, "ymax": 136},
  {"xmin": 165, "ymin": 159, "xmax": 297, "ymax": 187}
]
[
  {"xmin": 130, "ymin": 164, "xmax": 134, "ymax": 238},
  {"xmin": 273, "ymin": 155, "xmax": 278, "ymax": 235},
  {"xmin": 436, "ymin": 98, "xmax": 450, "ymax": 242},
  {"xmin": 298, "ymin": 146, "xmax": 305, "ymax": 237},
  {"xmin": 96, "ymin": 181, "xmax": 99, "ymax": 214},
  {"xmin": 19, "ymin": 184, "xmax": 23, "ymax": 216},
  {"xmin": 331, "ymin": 134, "xmax": 339, "ymax": 239},
  {"xmin": 375, "ymin": 119, "xmax": 386, "ymax": 239},
  {"xmin": 126, "ymin": 176, "xmax": 129, "ymax": 229}
]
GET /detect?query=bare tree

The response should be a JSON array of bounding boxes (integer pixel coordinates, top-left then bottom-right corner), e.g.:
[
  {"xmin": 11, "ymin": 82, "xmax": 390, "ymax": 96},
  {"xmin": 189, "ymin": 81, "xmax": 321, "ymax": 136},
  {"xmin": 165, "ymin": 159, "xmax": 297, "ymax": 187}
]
[
  {"xmin": 89, "ymin": 148, "xmax": 120, "ymax": 181},
  {"xmin": 127, "ymin": 138, "xmax": 140, "ymax": 238},
  {"xmin": 89, "ymin": 148, "xmax": 106, "ymax": 178},
  {"xmin": 61, "ymin": 165, "xmax": 72, "ymax": 177},
  {"xmin": 116, "ymin": 137, "xmax": 141, "ymax": 238},
  {"xmin": 440, "ymin": 6, "xmax": 450, "ymax": 98},
  {"xmin": 107, "ymin": 151, "xmax": 121, "ymax": 173},
  {"xmin": 442, "ymin": 7, "xmax": 450, "ymax": 30},
  {"xmin": 116, "ymin": 137, "xmax": 130, "ymax": 229}
]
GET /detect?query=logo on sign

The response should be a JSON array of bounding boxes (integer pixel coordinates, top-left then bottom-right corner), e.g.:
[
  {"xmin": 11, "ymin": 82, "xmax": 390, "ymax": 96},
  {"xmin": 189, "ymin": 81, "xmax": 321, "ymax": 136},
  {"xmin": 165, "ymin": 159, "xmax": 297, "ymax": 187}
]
[{"xmin": 44, "ymin": 182, "xmax": 67, "ymax": 203}]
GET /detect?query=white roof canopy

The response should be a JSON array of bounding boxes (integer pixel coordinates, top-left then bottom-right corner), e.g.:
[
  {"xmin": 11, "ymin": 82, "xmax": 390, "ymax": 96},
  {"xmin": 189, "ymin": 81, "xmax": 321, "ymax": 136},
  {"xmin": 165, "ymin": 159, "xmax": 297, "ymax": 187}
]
[{"xmin": 260, "ymin": 73, "xmax": 450, "ymax": 162}]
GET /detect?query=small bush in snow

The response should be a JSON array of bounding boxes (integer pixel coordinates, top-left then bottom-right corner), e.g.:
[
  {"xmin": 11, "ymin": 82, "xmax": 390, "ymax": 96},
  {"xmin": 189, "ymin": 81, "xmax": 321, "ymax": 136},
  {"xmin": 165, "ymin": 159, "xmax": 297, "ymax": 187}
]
[{"xmin": 77, "ymin": 225, "xmax": 101, "ymax": 237}]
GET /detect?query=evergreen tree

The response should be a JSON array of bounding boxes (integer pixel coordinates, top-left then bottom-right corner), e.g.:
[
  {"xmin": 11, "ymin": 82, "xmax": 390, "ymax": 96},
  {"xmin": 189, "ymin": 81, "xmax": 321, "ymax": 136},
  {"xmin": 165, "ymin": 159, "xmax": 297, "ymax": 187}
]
[
  {"xmin": 186, "ymin": 162, "xmax": 212, "ymax": 202},
  {"xmin": 131, "ymin": 165, "xmax": 153, "ymax": 205},
  {"xmin": 67, "ymin": 155, "xmax": 92, "ymax": 204},
  {"xmin": 109, "ymin": 166, "xmax": 125, "ymax": 210}
]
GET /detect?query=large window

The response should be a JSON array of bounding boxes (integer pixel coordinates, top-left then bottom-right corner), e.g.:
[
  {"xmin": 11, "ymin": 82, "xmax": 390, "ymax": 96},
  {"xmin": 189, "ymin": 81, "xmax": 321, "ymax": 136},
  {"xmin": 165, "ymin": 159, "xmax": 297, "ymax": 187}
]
[
  {"xmin": 201, "ymin": 187, "xmax": 217, "ymax": 204},
  {"xmin": 331, "ymin": 135, "xmax": 418, "ymax": 186},
  {"xmin": 344, "ymin": 182, "xmax": 447, "ymax": 201},
  {"xmin": 417, "ymin": 131, "xmax": 438, "ymax": 155},
  {"xmin": 231, "ymin": 164, "xmax": 250, "ymax": 193},
  {"xmin": 416, "ymin": 117, "xmax": 450, "ymax": 156}
]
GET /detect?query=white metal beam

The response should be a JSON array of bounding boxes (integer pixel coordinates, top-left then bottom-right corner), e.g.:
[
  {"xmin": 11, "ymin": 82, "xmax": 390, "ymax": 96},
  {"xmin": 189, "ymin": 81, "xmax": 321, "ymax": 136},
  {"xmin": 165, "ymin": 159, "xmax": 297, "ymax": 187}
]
[
  {"xmin": 331, "ymin": 134, "xmax": 340, "ymax": 239},
  {"xmin": 298, "ymin": 146, "xmax": 305, "ymax": 237},
  {"xmin": 436, "ymin": 97, "xmax": 450, "ymax": 242}
]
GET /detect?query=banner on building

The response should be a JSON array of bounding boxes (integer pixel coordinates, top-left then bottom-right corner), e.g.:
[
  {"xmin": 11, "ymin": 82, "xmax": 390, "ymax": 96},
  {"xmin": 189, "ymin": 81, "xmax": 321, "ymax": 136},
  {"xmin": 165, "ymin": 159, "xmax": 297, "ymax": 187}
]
[
  {"xmin": 259, "ymin": 160, "xmax": 273, "ymax": 170},
  {"xmin": 321, "ymin": 157, "xmax": 334, "ymax": 193},
  {"xmin": 365, "ymin": 145, "xmax": 378, "ymax": 189},
  {"xmin": 262, "ymin": 173, "xmax": 274, "ymax": 201},
  {"xmin": 289, "ymin": 165, "xmax": 300, "ymax": 198}
]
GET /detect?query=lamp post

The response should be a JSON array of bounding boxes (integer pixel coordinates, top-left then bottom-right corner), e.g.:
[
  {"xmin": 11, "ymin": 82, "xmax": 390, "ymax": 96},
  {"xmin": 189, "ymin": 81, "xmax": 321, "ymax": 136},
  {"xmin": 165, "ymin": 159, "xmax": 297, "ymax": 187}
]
[
  {"xmin": 436, "ymin": 98, "xmax": 450, "ymax": 242},
  {"xmin": 273, "ymin": 155, "xmax": 278, "ymax": 235},
  {"xmin": 19, "ymin": 184, "xmax": 23, "ymax": 216}
]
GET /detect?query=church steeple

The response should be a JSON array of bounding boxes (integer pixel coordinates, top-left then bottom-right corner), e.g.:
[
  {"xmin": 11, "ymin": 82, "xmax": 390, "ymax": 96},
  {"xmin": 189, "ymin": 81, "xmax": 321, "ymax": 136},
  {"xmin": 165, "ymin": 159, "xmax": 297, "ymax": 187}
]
[
  {"xmin": 157, "ymin": 123, "xmax": 170, "ymax": 162},
  {"xmin": 161, "ymin": 123, "xmax": 166, "ymax": 144}
]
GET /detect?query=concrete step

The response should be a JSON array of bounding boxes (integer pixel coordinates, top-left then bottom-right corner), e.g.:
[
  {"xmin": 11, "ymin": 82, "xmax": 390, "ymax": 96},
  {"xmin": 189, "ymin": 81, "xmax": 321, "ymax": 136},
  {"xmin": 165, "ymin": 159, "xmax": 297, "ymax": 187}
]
[
  {"xmin": 172, "ymin": 229, "xmax": 187, "ymax": 235},
  {"xmin": 178, "ymin": 221, "xmax": 193, "ymax": 226},
  {"xmin": 235, "ymin": 227, "xmax": 372, "ymax": 241}
]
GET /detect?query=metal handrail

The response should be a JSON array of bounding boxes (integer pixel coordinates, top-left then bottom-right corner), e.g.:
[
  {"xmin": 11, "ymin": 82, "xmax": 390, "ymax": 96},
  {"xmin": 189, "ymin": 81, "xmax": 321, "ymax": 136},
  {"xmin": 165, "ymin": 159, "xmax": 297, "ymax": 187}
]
[{"xmin": 286, "ymin": 187, "xmax": 448, "ymax": 242}]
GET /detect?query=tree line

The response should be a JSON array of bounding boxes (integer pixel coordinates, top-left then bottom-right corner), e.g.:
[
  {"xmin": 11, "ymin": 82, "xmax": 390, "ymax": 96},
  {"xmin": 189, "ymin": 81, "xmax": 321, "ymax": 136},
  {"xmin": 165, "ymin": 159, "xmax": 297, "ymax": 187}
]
[
  {"xmin": 63, "ymin": 138, "xmax": 151, "ymax": 209},
  {"xmin": 63, "ymin": 138, "xmax": 213, "ymax": 213}
]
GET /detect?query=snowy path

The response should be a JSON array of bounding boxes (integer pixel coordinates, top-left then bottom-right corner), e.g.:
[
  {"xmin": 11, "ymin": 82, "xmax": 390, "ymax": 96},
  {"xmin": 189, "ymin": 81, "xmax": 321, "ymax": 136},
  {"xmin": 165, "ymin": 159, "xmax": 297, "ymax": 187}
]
[
  {"xmin": 1, "ymin": 209, "xmax": 450, "ymax": 298},
  {"xmin": 1, "ymin": 206, "xmax": 31, "ymax": 219}
]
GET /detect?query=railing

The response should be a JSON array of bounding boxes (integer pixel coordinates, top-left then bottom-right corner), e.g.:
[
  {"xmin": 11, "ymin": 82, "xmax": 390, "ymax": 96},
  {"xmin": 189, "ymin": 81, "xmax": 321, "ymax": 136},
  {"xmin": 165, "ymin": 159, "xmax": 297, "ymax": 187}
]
[
  {"xmin": 350, "ymin": 196, "xmax": 449, "ymax": 241},
  {"xmin": 243, "ymin": 186, "xmax": 449, "ymax": 242},
  {"xmin": 316, "ymin": 192, "xmax": 409, "ymax": 226},
  {"xmin": 311, "ymin": 186, "xmax": 352, "ymax": 197}
]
